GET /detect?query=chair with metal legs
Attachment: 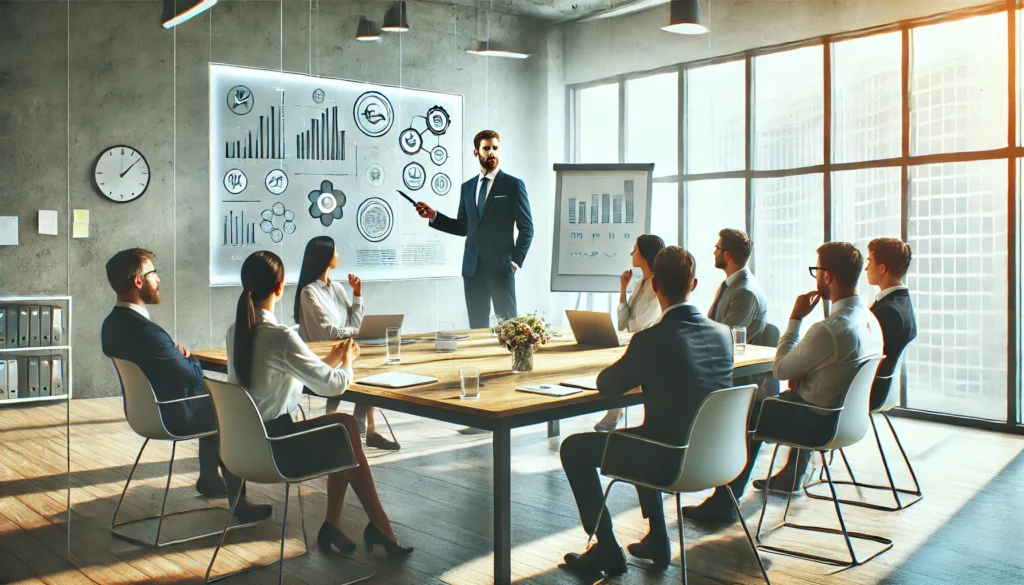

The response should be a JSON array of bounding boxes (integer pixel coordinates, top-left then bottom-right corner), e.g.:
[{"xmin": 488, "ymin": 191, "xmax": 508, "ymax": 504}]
[
  {"xmin": 754, "ymin": 356, "xmax": 892, "ymax": 568},
  {"xmin": 589, "ymin": 384, "xmax": 771, "ymax": 585},
  {"xmin": 802, "ymin": 349, "xmax": 923, "ymax": 511},
  {"xmin": 110, "ymin": 358, "xmax": 258, "ymax": 547},
  {"xmin": 204, "ymin": 378, "xmax": 371, "ymax": 585}
]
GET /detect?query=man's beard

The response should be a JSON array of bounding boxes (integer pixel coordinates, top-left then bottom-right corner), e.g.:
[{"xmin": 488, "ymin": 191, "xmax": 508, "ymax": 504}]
[
  {"xmin": 479, "ymin": 155, "xmax": 498, "ymax": 171},
  {"xmin": 714, "ymin": 256, "xmax": 726, "ymax": 270},
  {"xmin": 816, "ymin": 280, "xmax": 830, "ymax": 301},
  {"xmin": 141, "ymin": 280, "xmax": 161, "ymax": 304}
]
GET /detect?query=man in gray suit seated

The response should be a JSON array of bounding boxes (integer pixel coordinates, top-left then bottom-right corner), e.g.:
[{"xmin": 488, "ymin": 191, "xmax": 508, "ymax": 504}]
[{"xmin": 685, "ymin": 229, "xmax": 771, "ymax": 523}]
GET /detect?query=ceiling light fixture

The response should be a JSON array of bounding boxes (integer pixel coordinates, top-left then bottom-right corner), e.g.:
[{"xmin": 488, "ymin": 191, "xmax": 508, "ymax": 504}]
[
  {"xmin": 162, "ymin": 0, "xmax": 217, "ymax": 29},
  {"xmin": 661, "ymin": 0, "xmax": 708, "ymax": 35},
  {"xmin": 381, "ymin": 1, "xmax": 409, "ymax": 32},
  {"xmin": 466, "ymin": 40, "xmax": 530, "ymax": 59},
  {"xmin": 356, "ymin": 17, "xmax": 381, "ymax": 41}
]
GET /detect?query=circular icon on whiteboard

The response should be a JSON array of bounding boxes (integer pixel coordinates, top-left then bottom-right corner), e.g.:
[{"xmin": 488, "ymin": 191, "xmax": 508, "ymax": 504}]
[
  {"xmin": 312, "ymin": 88, "xmax": 325, "ymax": 104},
  {"xmin": 223, "ymin": 169, "xmax": 247, "ymax": 194},
  {"xmin": 227, "ymin": 86, "xmax": 253, "ymax": 115},
  {"xmin": 403, "ymin": 162, "xmax": 426, "ymax": 191},
  {"xmin": 431, "ymin": 173, "xmax": 451, "ymax": 196},
  {"xmin": 365, "ymin": 163, "xmax": 385, "ymax": 188},
  {"xmin": 399, "ymin": 128, "xmax": 422, "ymax": 155},
  {"xmin": 265, "ymin": 169, "xmax": 288, "ymax": 195},
  {"xmin": 357, "ymin": 197, "xmax": 394, "ymax": 243},
  {"xmin": 430, "ymin": 145, "xmax": 448, "ymax": 166},
  {"xmin": 426, "ymin": 105, "xmax": 451, "ymax": 135},
  {"xmin": 353, "ymin": 91, "xmax": 394, "ymax": 138}
]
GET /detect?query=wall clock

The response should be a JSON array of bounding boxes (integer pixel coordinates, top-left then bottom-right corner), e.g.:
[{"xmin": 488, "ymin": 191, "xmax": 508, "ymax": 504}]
[{"xmin": 93, "ymin": 145, "xmax": 150, "ymax": 203}]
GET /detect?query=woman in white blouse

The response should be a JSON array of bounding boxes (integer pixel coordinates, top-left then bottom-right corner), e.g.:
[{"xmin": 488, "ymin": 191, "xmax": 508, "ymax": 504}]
[
  {"xmin": 228, "ymin": 251, "xmax": 412, "ymax": 558},
  {"xmin": 295, "ymin": 236, "xmax": 398, "ymax": 451},
  {"xmin": 594, "ymin": 234, "xmax": 666, "ymax": 432}
]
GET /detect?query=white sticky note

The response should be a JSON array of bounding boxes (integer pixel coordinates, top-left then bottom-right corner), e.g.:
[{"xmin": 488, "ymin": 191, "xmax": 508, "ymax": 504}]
[
  {"xmin": 73, "ymin": 209, "xmax": 89, "ymax": 223},
  {"xmin": 72, "ymin": 222, "xmax": 89, "ymax": 239},
  {"xmin": 39, "ymin": 210, "xmax": 59, "ymax": 235},
  {"xmin": 0, "ymin": 216, "xmax": 18, "ymax": 246}
]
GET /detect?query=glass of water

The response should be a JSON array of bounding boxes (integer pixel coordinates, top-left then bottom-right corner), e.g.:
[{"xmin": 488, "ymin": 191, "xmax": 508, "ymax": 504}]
[
  {"xmin": 732, "ymin": 326, "xmax": 747, "ymax": 355},
  {"xmin": 489, "ymin": 314, "xmax": 502, "ymax": 337},
  {"xmin": 460, "ymin": 367, "xmax": 481, "ymax": 399},
  {"xmin": 386, "ymin": 327, "xmax": 402, "ymax": 364}
]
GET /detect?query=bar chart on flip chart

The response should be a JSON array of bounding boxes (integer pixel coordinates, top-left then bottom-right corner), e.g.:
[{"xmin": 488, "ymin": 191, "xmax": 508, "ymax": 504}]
[
  {"xmin": 295, "ymin": 106, "xmax": 345, "ymax": 161},
  {"xmin": 225, "ymin": 105, "xmax": 285, "ymax": 159},
  {"xmin": 223, "ymin": 210, "xmax": 257, "ymax": 246}
]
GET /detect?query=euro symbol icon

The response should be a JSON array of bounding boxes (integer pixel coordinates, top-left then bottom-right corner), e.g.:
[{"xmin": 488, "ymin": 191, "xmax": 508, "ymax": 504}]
[{"xmin": 362, "ymin": 105, "xmax": 386, "ymax": 125}]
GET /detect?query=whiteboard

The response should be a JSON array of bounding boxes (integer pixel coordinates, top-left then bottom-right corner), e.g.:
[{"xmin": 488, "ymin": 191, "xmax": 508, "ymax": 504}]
[
  {"xmin": 550, "ymin": 164, "xmax": 654, "ymax": 293},
  {"xmin": 209, "ymin": 64, "xmax": 464, "ymax": 286}
]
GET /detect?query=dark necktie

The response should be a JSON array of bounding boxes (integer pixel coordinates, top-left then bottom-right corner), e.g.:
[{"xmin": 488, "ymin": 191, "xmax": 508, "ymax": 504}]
[
  {"xmin": 477, "ymin": 177, "xmax": 490, "ymax": 215},
  {"xmin": 709, "ymin": 281, "xmax": 728, "ymax": 321}
]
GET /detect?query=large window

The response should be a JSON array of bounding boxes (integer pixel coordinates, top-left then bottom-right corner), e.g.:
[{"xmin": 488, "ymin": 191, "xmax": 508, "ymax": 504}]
[
  {"xmin": 626, "ymin": 72, "xmax": 678, "ymax": 176},
  {"xmin": 572, "ymin": 4, "xmax": 1023, "ymax": 427},
  {"xmin": 578, "ymin": 83, "xmax": 619, "ymax": 163}
]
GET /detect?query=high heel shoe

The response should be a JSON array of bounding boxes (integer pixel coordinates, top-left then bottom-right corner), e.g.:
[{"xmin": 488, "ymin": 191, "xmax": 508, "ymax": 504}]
[
  {"xmin": 363, "ymin": 522, "xmax": 414, "ymax": 557},
  {"xmin": 318, "ymin": 522, "xmax": 356, "ymax": 555}
]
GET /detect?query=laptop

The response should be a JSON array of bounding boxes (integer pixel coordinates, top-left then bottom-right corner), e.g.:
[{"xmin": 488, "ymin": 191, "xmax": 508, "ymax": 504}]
[
  {"xmin": 564, "ymin": 310, "xmax": 629, "ymax": 347},
  {"xmin": 354, "ymin": 314, "xmax": 405, "ymax": 343}
]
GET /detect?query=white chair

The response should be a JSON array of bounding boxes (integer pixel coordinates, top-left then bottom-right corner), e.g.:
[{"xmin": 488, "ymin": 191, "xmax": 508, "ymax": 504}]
[
  {"xmin": 803, "ymin": 348, "xmax": 922, "ymax": 511},
  {"xmin": 110, "ymin": 358, "xmax": 250, "ymax": 547},
  {"xmin": 753, "ymin": 356, "xmax": 892, "ymax": 567},
  {"xmin": 589, "ymin": 384, "xmax": 770, "ymax": 585},
  {"xmin": 203, "ymin": 377, "xmax": 370, "ymax": 585}
]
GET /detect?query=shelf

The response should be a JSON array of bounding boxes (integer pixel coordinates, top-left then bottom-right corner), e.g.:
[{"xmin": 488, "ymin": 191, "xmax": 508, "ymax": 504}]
[
  {"xmin": 0, "ymin": 296, "xmax": 72, "ymax": 303},
  {"xmin": 0, "ymin": 394, "xmax": 69, "ymax": 406},
  {"xmin": 0, "ymin": 346, "xmax": 72, "ymax": 354}
]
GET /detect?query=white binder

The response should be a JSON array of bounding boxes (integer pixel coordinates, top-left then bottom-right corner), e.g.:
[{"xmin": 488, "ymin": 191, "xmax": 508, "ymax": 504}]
[
  {"xmin": 8, "ymin": 359, "xmax": 19, "ymax": 399},
  {"xmin": 51, "ymin": 307, "xmax": 63, "ymax": 345},
  {"xmin": 39, "ymin": 358, "xmax": 51, "ymax": 397},
  {"xmin": 51, "ymin": 357, "xmax": 64, "ymax": 396},
  {"xmin": 0, "ymin": 361, "xmax": 7, "ymax": 400},
  {"xmin": 27, "ymin": 357, "xmax": 39, "ymax": 397}
]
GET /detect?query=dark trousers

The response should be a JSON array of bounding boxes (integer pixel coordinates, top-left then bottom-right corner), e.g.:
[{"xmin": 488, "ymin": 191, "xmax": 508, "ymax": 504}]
[
  {"xmin": 163, "ymin": 395, "xmax": 243, "ymax": 498},
  {"xmin": 560, "ymin": 432, "xmax": 666, "ymax": 549},
  {"xmin": 463, "ymin": 261, "xmax": 517, "ymax": 330}
]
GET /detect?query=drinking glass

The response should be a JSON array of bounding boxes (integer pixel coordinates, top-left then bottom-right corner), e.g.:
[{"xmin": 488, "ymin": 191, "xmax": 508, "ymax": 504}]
[
  {"xmin": 489, "ymin": 314, "xmax": 502, "ymax": 337},
  {"xmin": 385, "ymin": 327, "xmax": 402, "ymax": 364},
  {"xmin": 732, "ymin": 326, "xmax": 747, "ymax": 355},
  {"xmin": 460, "ymin": 367, "xmax": 481, "ymax": 399}
]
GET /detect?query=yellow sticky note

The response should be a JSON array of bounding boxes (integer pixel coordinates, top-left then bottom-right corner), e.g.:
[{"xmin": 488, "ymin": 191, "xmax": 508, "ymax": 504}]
[
  {"xmin": 73, "ymin": 209, "xmax": 89, "ymax": 223},
  {"xmin": 72, "ymin": 222, "xmax": 89, "ymax": 239}
]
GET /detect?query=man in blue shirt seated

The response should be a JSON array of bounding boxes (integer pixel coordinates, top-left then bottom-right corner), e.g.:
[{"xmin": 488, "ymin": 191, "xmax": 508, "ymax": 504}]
[{"xmin": 100, "ymin": 248, "xmax": 270, "ymax": 523}]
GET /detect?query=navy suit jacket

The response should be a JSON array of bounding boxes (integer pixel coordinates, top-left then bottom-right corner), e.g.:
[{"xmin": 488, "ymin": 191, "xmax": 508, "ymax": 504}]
[
  {"xmin": 101, "ymin": 306, "xmax": 206, "ymax": 426},
  {"xmin": 430, "ymin": 169, "xmax": 534, "ymax": 277},
  {"xmin": 597, "ymin": 304, "xmax": 735, "ymax": 446}
]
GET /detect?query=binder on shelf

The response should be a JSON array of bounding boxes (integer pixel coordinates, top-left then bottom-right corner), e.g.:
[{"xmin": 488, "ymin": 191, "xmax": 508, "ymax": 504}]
[
  {"xmin": 39, "ymin": 358, "xmax": 51, "ymax": 397},
  {"xmin": 0, "ymin": 361, "xmax": 6, "ymax": 400},
  {"xmin": 0, "ymin": 306, "xmax": 5, "ymax": 350},
  {"xmin": 40, "ymin": 306, "xmax": 52, "ymax": 346},
  {"xmin": 17, "ymin": 358, "xmax": 27, "ymax": 398},
  {"xmin": 27, "ymin": 357, "xmax": 39, "ymax": 397},
  {"xmin": 51, "ymin": 307, "xmax": 63, "ymax": 345},
  {"xmin": 51, "ymin": 357, "xmax": 64, "ymax": 396},
  {"xmin": 29, "ymin": 306, "xmax": 41, "ymax": 347},
  {"xmin": 18, "ymin": 307, "xmax": 29, "ymax": 348},
  {"xmin": 8, "ymin": 359, "xmax": 20, "ymax": 399},
  {"xmin": 7, "ymin": 308, "xmax": 19, "ymax": 348}
]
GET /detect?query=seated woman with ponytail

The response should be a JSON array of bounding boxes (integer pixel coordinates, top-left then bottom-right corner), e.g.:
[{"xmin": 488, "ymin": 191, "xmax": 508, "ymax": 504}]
[{"xmin": 226, "ymin": 250, "xmax": 412, "ymax": 558}]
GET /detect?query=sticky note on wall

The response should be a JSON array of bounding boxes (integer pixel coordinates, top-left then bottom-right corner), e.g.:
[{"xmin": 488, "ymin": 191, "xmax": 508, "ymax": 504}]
[{"xmin": 72, "ymin": 209, "xmax": 89, "ymax": 239}]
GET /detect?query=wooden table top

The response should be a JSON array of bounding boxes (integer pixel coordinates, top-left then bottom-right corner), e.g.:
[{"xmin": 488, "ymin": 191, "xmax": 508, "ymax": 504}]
[{"xmin": 193, "ymin": 330, "xmax": 776, "ymax": 421}]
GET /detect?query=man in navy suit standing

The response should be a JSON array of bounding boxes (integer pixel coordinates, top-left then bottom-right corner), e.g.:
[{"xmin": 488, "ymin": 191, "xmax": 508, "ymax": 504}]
[
  {"xmin": 100, "ymin": 248, "xmax": 270, "ymax": 523},
  {"xmin": 416, "ymin": 130, "xmax": 534, "ymax": 329}
]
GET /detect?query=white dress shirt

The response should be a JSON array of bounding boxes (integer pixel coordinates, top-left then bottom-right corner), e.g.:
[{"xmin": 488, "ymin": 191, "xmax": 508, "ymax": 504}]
[
  {"xmin": 226, "ymin": 309, "xmax": 353, "ymax": 421},
  {"xmin": 476, "ymin": 167, "xmax": 500, "ymax": 205},
  {"xmin": 616, "ymin": 278, "xmax": 660, "ymax": 332},
  {"xmin": 774, "ymin": 295, "xmax": 883, "ymax": 408},
  {"xmin": 115, "ymin": 301, "xmax": 150, "ymax": 320},
  {"xmin": 875, "ymin": 285, "xmax": 909, "ymax": 303},
  {"xmin": 298, "ymin": 279, "xmax": 364, "ymax": 342}
]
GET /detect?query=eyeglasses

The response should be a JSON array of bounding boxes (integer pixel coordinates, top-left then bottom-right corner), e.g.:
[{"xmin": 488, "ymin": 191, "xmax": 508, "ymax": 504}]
[
  {"xmin": 141, "ymin": 269, "xmax": 158, "ymax": 279},
  {"xmin": 808, "ymin": 266, "xmax": 826, "ymax": 278},
  {"xmin": 713, "ymin": 245, "xmax": 724, "ymax": 252}
]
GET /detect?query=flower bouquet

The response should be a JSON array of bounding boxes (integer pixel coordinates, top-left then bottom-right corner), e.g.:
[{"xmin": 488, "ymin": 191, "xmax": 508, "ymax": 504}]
[{"xmin": 495, "ymin": 314, "xmax": 551, "ymax": 373}]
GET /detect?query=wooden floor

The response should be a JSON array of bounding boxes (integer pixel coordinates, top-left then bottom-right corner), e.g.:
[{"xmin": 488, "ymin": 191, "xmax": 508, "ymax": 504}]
[{"xmin": 2, "ymin": 397, "xmax": 1024, "ymax": 585}]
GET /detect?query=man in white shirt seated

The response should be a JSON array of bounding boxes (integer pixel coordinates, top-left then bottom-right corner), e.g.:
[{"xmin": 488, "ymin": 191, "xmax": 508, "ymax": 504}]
[{"xmin": 750, "ymin": 241, "xmax": 884, "ymax": 493}]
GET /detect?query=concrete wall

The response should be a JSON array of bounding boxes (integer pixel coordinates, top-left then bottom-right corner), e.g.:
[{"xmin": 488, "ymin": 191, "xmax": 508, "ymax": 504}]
[
  {"xmin": 562, "ymin": 0, "xmax": 992, "ymax": 85},
  {"xmin": 0, "ymin": 0, "xmax": 553, "ymax": 398}
]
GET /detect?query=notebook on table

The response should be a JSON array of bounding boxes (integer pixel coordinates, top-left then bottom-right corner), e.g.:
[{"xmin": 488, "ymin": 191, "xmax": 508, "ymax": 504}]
[
  {"xmin": 357, "ymin": 372, "xmax": 437, "ymax": 389},
  {"xmin": 561, "ymin": 376, "xmax": 598, "ymax": 391},
  {"xmin": 516, "ymin": 384, "xmax": 583, "ymax": 397}
]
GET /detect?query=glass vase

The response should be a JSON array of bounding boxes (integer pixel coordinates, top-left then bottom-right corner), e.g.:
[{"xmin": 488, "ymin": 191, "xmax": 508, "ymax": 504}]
[{"xmin": 511, "ymin": 345, "xmax": 534, "ymax": 373}]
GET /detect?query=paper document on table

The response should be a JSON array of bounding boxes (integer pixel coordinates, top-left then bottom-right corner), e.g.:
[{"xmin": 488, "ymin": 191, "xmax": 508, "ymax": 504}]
[
  {"xmin": 357, "ymin": 372, "xmax": 438, "ymax": 388},
  {"xmin": 561, "ymin": 376, "xmax": 598, "ymax": 390},
  {"xmin": 516, "ymin": 384, "xmax": 582, "ymax": 397}
]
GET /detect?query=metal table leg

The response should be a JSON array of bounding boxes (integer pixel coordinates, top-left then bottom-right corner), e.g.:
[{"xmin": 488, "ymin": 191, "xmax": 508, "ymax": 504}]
[
  {"xmin": 493, "ymin": 424, "xmax": 512, "ymax": 585},
  {"xmin": 547, "ymin": 420, "xmax": 560, "ymax": 437}
]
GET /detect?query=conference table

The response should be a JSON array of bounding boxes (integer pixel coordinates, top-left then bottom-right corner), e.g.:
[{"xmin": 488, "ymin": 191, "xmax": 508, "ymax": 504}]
[{"xmin": 193, "ymin": 330, "xmax": 776, "ymax": 585}]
